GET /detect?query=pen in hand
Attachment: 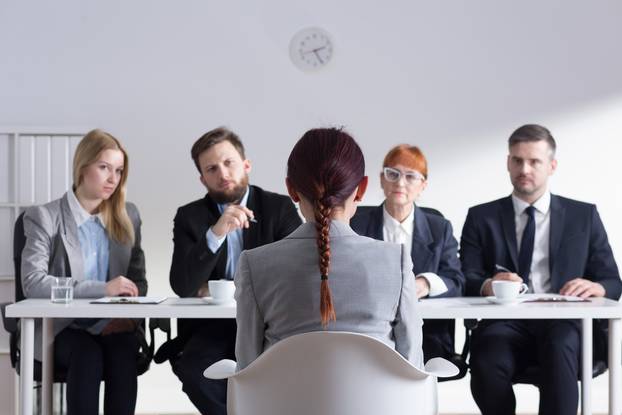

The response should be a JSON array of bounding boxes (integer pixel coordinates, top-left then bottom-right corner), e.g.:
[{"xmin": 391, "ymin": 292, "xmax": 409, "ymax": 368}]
[{"xmin": 494, "ymin": 264, "xmax": 512, "ymax": 273}]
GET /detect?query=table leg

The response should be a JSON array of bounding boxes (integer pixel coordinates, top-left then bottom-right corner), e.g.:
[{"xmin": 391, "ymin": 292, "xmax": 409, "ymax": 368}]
[
  {"xmin": 609, "ymin": 318, "xmax": 621, "ymax": 415},
  {"xmin": 42, "ymin": 318, "xmax": 54, "ymax": 415},
  {"xmin": 19, "ymin": 318, "xmax": 34, "ymax": 415},
  {"xmin": 581, "ymin": 318, "xmax": 592, "ymax": 415}
]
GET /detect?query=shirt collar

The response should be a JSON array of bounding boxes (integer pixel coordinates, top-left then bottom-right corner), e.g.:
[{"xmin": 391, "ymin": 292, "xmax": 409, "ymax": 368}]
[
  {"xmin": 67, "ymin": 190, "xmax": 104, "ymax": 227},
  {"xmin": 511, "ymin": 190, "xmax": 551, "ymax": 216},
  {"xmin": 217, "ymin": 186, "xmax": 250, "ymax": 214},
  {"xmin": 382, "ymin": 203, "xmax": 415, "ymax": 236}
]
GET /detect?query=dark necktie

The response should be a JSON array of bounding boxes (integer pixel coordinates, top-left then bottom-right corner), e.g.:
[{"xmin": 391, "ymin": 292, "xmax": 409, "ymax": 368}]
[{"xmin": 518, "ymin": 205, "xmax": 536, "ymax": 282}]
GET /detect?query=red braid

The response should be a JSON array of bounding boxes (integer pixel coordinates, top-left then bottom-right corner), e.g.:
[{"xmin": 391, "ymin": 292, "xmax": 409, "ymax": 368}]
[{"xmin": 314, "ymin": 199, "xmax": 336, "ymax": 328}]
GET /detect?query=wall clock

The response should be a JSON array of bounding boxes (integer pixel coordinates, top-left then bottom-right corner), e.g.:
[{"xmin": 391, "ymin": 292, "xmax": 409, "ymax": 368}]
[{"xmin": 289, "ymin": 27, "xmax": 334, "ymax": 71}]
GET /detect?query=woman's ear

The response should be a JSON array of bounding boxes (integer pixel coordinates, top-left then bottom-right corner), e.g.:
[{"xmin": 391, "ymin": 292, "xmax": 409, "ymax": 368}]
[
  {"xmin": 354, "ymin": 176, "xmax": 369, "ymax": 202},
  {"xmin": 285, "ymin": 178, "xmax": 300, "ymax": 202}
]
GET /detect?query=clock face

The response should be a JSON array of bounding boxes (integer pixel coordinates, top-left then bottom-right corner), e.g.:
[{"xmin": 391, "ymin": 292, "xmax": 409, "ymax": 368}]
[{"xmin": 289, "ymin": 27, "xmax": 334, "ymax": 71}]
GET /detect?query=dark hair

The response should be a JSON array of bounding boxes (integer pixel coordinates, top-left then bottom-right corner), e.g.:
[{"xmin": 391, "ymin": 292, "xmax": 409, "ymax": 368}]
[
  {"xmin": 191, "ymin": 127, "xmax": 246, "ymax": 172},
  {"xmin": 508, "ymin": 124, "xmax": 556, "ymax": 157},
  {"xmin": 287, "ymin": 127, "xmax": 365, "ymax": 328}
]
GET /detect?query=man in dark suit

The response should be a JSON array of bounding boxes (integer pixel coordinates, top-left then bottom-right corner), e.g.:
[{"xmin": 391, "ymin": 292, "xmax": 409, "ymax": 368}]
[
  {"xmin": 460, "ymin": 124, "xmax": 621, "ymax": 415},
  {"xmin": 351, "ymin": 205, "xmax": 464, "ymax": 361},
  {"xmin": 167, "ymin": 127, "xmax": 302, "ymax": 415}
]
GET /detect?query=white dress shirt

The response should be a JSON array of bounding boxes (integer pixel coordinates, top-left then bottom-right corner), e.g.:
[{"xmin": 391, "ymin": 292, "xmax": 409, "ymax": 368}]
[
  {"xmin": 382, "ymin": 205, "xmax": 448, "ymax": 296},
  {"xmin": 512, "ymin": 191, "xmax": 552, "ymax": 293}
]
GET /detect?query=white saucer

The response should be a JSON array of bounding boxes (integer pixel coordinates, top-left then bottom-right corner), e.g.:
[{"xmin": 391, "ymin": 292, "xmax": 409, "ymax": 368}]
[
  {"xmin": 485, "ymin": 296, "xmax": 525, "ymax": 305},
  {"xmin": 202, "ymin": 297, "xmax": 234, "ymax": 305}
]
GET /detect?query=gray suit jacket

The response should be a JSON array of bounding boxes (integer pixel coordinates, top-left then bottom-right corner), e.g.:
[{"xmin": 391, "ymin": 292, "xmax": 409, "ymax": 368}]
[
  {"xmin": 21, "ymin": 192, "xmax": 146, "ymax": 359},
  {"xmin": 235, "ymin": 221, "xmax": 423, "ymax": 370}
]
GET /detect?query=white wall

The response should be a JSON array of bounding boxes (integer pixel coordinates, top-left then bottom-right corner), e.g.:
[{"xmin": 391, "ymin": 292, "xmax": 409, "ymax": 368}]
[{"xmin": 1, "ymin": 1, "xmax": 622, "ymax": 413}]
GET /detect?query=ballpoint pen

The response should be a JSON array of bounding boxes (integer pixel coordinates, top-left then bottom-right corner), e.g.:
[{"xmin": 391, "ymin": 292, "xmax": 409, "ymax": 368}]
[{"xmin": 494, "ymin": 264, "xmax": 512, "ymax": 273}]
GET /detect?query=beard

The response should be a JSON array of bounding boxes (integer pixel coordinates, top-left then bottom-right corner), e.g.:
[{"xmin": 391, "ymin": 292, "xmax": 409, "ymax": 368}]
[{"xmin": 208, "ymin": 174, "xmax": 249, "ymax": 204}]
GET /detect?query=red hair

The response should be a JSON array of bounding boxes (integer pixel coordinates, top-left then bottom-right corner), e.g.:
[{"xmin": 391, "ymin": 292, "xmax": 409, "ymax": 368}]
[{"xmin": 382, "ymin": 144, "xmax": 428, "ymax": 179}]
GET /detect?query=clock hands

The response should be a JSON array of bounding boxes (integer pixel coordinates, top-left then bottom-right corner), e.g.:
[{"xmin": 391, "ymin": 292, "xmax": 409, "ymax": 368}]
[
  {"xmin": 302, "ymin": 46, "xmax": 327, "ymax": 55},
  {"xmin": 301, "ymin": 46, "xmax": 328, "ymax": 64},
  {"xmin": 313, "ymin": 49, "xmax": 324, "ymax": 64}
]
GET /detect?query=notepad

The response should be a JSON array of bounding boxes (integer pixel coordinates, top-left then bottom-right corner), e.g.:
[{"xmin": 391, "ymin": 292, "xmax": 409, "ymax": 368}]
[{"xmin": 91, "ymin": 296, "xmax": 168, "ymax": 304}]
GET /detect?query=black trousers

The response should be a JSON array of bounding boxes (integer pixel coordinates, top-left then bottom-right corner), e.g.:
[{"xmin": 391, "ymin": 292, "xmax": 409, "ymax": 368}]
[
  {"xmin": 54, "ymin": 327, "xmax": 139, "ymax": 415},
  {"xmin": 470, "ymin": 319, "xmax": 581, "ymax": 415},
  {"xmin": 422, "ymin": 319, "xmax": 455, "ymax": 361},
  {"xmin": 172, "ymin": 319, "xmax": 237, "ymax": 415}
]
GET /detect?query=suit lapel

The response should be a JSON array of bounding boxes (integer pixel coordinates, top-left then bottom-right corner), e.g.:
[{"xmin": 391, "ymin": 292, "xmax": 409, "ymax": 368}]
[
  {"xmin": 548, "ymin": 194, "xmax": 565, "ymax": 280},
  {"xmin": 59, "ymin": 194, "xmax": 85, "ymax": 281},
  {"xmin": 368, "ymin": 205, "xmax": 384, "ymax": 240},
  {"xmin": 204, "ymin": 193, "xmax": 228, "ymax": 276},
  {"xmin": 500, "ymin": 196, "xmax": 519, "ymax": 271},
  {"xmin": 411, "ymin": 207, "xmax": 434, "ymax": 274},
  {"xmin": 108, "ymin": 237, "xmax": 130, "ymax": 280}
]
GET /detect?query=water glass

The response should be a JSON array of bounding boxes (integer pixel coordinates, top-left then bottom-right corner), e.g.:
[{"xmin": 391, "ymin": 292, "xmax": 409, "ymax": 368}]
[{"xmin": 51, "ymin": 277, "xmax": 74, "ymax": 303}]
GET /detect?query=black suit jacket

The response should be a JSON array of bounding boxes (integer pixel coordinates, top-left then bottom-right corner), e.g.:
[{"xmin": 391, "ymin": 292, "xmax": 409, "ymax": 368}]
[
  {"xmin": 170, "ymin": 185, "xmax": 302, "ymax": 297},
  {"xmin": 351, "ymin": 204, "xmax": 465, "ymax": 297},
  {"xmin": 460, "ymin": 194, "xmax": 620, "ymax": 299}
]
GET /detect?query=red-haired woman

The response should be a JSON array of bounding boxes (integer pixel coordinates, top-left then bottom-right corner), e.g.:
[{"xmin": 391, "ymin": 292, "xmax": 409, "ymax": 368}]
[
  {"xmin": 351, "ymin": 144, "xmax": 464, "ymax": 362},
  {"xmin": 234, "ymin": 128, "xmax": 423, "ymax": 370}
]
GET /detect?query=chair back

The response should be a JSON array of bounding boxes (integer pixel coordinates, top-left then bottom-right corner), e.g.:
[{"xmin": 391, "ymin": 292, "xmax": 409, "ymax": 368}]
[{"xmin": 219, "ymin": 331, "xmax": 450, "ymax": 415}]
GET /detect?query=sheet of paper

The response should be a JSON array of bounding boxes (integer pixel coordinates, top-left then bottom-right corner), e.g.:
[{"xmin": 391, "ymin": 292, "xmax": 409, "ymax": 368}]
[{"xmin": 90, "ymin": 296, "xmax": 168, "ymax": 304}]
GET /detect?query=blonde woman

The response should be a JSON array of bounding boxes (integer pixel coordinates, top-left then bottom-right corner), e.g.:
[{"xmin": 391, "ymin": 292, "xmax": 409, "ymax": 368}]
[{"xmin": 21, "ymin": 129, "xmax": 147, "ymax": 415}]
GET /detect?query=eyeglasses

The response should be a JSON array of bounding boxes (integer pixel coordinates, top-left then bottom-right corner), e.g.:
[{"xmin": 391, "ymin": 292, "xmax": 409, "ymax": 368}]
[{"xmin": 382, "ymin": 167, "xmax": 425, "ymax": 185}]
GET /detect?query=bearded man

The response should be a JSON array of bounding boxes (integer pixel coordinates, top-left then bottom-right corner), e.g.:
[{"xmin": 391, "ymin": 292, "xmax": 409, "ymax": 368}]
[{"xmin": 164, "ymin": 127, "xmax": 302, "ymax": 415}]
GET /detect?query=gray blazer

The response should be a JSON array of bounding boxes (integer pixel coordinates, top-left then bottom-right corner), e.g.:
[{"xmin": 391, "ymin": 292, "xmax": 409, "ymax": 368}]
[
  {"xmin": 21, "ymin": 192, "xmax": 146, "ymax": 359},
  {"xmin": 235, "ymin": 221, "xmax": 423, "ymax": 370}
]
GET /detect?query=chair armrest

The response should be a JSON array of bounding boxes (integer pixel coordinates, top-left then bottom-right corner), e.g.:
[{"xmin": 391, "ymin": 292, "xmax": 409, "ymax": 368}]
[
  {"xmin": 424, "ymin": 357, "xmax": 460, "ymax": 378},
  {"xmin": 203, "ymin": 359, "xmax": 237, "ymax": 380}
]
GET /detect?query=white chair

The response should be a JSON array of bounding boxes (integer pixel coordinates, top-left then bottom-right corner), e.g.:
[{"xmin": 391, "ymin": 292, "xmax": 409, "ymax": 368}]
[{"xmin": 204, "ymin": 331, "xmax": 458, "ymax": 415}]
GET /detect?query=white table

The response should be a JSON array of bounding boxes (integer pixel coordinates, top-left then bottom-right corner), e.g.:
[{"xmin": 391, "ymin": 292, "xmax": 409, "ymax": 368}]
[{"xmin": 7, "ymin": 296, "xmax": 622, "ymax": 415}]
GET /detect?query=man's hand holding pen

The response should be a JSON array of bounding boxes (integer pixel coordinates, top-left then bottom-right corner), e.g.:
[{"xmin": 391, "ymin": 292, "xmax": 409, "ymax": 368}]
[{"xmin": 211, "ymin": 204, "xmax": 256, "ymax": 238}]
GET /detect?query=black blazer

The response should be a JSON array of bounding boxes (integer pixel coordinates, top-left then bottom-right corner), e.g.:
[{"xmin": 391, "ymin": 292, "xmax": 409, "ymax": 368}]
[
  {"xmin": 170, "ymin": 185, "xmax": 302, "ymax": 297},
  {"xmin": 350, "ymin": 204, "xmax": 465, "ymax": 298},
  {"xmin": 460, "ymin": 194, "xmax": 621, "ymax": 299}
]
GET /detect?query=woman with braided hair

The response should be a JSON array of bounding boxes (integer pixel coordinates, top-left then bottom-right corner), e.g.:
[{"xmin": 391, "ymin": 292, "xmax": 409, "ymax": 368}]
[{"xmin": 234, "ymin": 127, "xmax": 423, "ymax": 370}]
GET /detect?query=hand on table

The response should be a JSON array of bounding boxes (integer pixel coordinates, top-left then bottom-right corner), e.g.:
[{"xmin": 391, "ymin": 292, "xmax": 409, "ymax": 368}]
[
  {"xmin": 105, "ymin": 276, "xmax": 139, "ymax": 297},
  {"xmin": 560, "ymin": 278, "xmax": 605, "ymax": 298},
  {"xmin": 415, "ymin": 277, "xmax": 430, "ymax": 299}
]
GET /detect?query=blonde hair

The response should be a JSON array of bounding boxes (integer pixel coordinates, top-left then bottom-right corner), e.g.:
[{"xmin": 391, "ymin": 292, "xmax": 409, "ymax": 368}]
[{"xmin": 72, "ymin": 129, "xmax": 134, "ymax": 245}]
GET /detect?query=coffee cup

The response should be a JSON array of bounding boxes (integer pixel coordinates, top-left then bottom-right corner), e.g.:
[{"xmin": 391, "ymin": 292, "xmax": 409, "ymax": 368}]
[
  {"xmin": 492, "ymin": 280, "xmax": 528, "ymax": 300},
  {"xmin": 208, "ymin": 279, "xmax": 235, "ymax": 302}
]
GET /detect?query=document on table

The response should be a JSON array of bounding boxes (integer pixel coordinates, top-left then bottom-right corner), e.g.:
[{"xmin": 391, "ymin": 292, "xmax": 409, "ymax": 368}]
[
  {"xmin": 522, "ymin": 294, "xmax": 590, "ymax": 303},
  {"xmin": 91, "ymin": 296, "xmax": 168, "ymax": 304}
]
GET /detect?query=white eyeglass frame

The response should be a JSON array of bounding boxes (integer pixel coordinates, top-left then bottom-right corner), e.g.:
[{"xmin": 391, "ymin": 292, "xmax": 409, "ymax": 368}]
[{"xmin": 382, "ymin": 167, "xmax": 425, "ymax": 185}]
